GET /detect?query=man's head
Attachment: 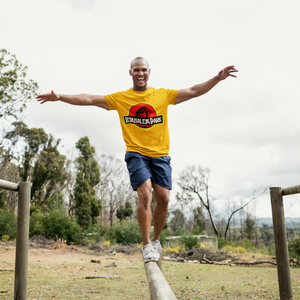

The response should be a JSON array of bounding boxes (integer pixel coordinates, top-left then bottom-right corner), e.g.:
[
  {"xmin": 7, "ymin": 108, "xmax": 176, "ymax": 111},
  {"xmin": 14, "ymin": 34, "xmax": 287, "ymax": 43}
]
[{"xmin": 129, "ymin": 57, "xmax": 150, "ymax": 91}]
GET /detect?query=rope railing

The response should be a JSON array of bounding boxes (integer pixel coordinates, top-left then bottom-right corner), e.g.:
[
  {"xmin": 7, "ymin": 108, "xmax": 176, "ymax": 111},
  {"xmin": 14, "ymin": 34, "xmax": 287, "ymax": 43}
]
[{"xmin": 270, "ymin": 184, "xmax": 300, "ymax": 300}]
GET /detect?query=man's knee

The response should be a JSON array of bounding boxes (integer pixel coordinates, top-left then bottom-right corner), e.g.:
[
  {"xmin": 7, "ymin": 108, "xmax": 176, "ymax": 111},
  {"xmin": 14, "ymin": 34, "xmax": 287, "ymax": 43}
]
[
  {"xmin": 137, "ymin": 180, "xmax": 152, "ymax": 209},
  {"xmin": 156, "ymin": 194, "xmax": 169, "ymax": 209}
]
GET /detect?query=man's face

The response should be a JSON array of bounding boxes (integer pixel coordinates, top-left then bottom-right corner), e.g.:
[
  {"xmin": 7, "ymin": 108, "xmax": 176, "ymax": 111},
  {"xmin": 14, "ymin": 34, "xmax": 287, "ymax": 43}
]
[{"xmin": 129, "ymin": 59, "xmax": 151, "ymax": 91}]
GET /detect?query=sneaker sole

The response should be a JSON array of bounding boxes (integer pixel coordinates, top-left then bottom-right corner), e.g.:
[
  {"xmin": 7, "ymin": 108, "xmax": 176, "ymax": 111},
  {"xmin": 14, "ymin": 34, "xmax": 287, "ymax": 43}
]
[{"xmin": 143, "ymin": 257, "xmax": 159, "ymax": 263}]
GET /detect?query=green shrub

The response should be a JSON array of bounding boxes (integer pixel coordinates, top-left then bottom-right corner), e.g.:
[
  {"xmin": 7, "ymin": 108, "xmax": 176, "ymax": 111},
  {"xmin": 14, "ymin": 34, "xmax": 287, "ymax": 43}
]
[
  {"xmin": 0, "ymin": 208, "xmax": 17, "ymax": 240},
  {"xmin": 192, "ymin": 226, "xmax": 200, "ymax": 235},
  {"xmin": 180, "ymin": 235, "xmax": 200, "ymax": 250},
  {"xmin": 241, "ymin": 239, "xmax": 256, "ymax": 252},
  {"xmin": 159, "ymin": 228, "xmax": 172, "ymax": 246},
  {"xmin": 289, "ymin": 237, "xmax": 300, "ymax": 266},
  {"xmin": 30, "ymin": 209, "xmax": 82, "ymax": 244},
  {"xmin": 174, "ymin": 227, "xmax": 186, "ymax": 236},
  {"xmin": 30, "ymin": 211, "xmax": 46, "ymax": 236},
  {"xmin": 111, "ymin": 220, "xmax": 142, "ymax": 244},
  {"xmin": 218, "ymin": 237, "xmax": 238, "ymax": 249}
]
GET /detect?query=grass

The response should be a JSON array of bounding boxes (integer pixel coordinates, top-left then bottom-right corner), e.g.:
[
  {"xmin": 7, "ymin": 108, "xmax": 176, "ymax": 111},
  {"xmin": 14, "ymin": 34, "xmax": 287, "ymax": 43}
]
[{"xmin": 1, "ymin": 243, "xmax": 300, "ymax": 299}]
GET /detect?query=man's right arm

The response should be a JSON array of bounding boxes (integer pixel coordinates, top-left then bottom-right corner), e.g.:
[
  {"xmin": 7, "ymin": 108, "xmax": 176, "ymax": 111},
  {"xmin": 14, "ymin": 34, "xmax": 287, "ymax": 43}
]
[{"xmin": 36, "ymin": 90, "xmax": 109, "ymax": 110}]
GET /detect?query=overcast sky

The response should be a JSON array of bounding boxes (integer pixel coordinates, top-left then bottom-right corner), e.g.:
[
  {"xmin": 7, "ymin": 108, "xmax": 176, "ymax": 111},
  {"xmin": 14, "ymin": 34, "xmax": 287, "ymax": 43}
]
[{"xmin": 1, "ymin": 0, "xmax": 300, "ymax": 219}]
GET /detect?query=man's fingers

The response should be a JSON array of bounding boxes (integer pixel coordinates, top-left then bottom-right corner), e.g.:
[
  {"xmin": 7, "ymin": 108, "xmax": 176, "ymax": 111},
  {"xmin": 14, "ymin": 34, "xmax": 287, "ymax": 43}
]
[{"xmin": 36, "ymin": 93, "xmax": 50, "ymax": 98}]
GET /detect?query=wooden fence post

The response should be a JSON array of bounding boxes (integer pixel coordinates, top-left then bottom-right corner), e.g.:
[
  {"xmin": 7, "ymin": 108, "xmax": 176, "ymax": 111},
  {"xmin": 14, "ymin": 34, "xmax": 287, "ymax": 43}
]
[
  {"xmin": 14, "ymin": 181, "xmax": 31, "ymax": 300},
  {"xmin": 270, "ymin": 187, "xmax": 293, "ymax": 300}
]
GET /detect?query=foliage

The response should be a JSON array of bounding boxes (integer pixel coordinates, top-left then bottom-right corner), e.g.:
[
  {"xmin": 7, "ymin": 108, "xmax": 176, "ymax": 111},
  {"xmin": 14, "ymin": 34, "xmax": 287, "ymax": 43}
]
[
  {"xmin": 0, "ymin": 49, "xmax": 38, "ymax": 120},
  {"xmin": 222, "ymin": 245, "xmax": 247, "ymax": 253},
  {"xmin": 169, "ymin": 209, "xmax": 186, "ymax": 232},
  {"xmin": 193, "ymin": 206, "xmax": 206, "ymax": 232},
  {"xmin": 0, "ymin": 208, "xmax": 17, "ymax": 240},
  {"xmin": 259, "ymin": 223, "xmax": 274, "ymax": 247},
  {"xmin": 177, "ymin": 164, "xmax": 268, "ymax": 239},
  {"xmin": 30, "ymin": 209, "xmax": 82, "ymax": 244},
  {"xmin": 6, "ymin": 121, "xmax": 47, "ymax": 181},
  {"xmin": 180, "ymin": 235, "xmax": 200, "ymax": 249},
  {"xmin": 163, "ymin": 245, "xmax": 185, "ymax": 254},
  {"xmin": 192, "ymin": 226, "xmax": 201, "ymax": 235},
  {"xmin": 159, "ymin": 228, "xmax": 172, "ymax": 246},
  {"xmin": 116, "ymin": 201, "xmax": 133, "ymax": 221},
  {"xmin": 0, "ymin": 155, "xmax": 20, "ymax": 211},
  {"xmin": 288, "ymin": 237, "xmax": 300, "ymax": 266},
  {"xmin": 103, "ymin": 240, "xmax": 111, "ymax": 248},
  {"xmin": 218, "ymin": 237, "xmax": 238, "ymax": 249},
  {"xmin": 244, "ymin": 215, "xmax": 255, "ymax": 241},
  {"xmin": 110, "ymin": 220, "xmax": 142, "ymax": 244},
  {"xmin": 96, "ymin": 153, "xmax": 136, "ymax": 227},
  {"xmin": 1, "ymin": 234, "xmax": 9, "ymax": 242},
  {"xmin": 241, "ymin": 239, "xmax": 256, "ymax": 252},
  {"xmin": 5, "ymin": 122, "xmax": 69, "ymax": 211},
  {"xmin": 74, "ymin": 136, "xmax": 102, "ymax": 228}
]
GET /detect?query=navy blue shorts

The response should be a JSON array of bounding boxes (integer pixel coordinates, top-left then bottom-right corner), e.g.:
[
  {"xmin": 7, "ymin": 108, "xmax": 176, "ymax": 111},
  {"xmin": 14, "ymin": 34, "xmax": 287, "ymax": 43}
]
[{"xmin": 125, "ymin": 152, "xmax": 172, "ymax": 191}]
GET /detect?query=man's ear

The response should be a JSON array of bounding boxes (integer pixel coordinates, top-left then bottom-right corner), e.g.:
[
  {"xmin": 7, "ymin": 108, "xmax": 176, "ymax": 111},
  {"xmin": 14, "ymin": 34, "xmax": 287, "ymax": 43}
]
[
  {"xmin": 129, "ymin": 70, "xmax": 132, "ymax": 76},
  {"xmin": 148, "ymin": 68, "xmax": 151, "ymax": 75}
]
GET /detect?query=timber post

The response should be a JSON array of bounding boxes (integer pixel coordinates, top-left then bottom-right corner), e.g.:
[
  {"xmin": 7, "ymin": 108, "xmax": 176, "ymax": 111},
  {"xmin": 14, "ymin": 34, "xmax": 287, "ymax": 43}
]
[
  {"xmin": 14, "ymin": 181, "xmax": 31, "ymax": 300},
  {"xmin": 270, "ymin": 186, "xmax": 296, "ymax": 300}
]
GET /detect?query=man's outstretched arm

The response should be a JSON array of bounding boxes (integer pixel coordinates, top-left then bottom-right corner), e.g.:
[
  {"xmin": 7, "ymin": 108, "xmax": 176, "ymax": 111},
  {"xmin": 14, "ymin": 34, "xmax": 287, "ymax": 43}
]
[
  {"xmin": 36, "ymin": 90, "xmax": 109, "ymax": 110},
  {"xmin": 175, "ymin": 65, "xmax": 238, "ymax": 105}
]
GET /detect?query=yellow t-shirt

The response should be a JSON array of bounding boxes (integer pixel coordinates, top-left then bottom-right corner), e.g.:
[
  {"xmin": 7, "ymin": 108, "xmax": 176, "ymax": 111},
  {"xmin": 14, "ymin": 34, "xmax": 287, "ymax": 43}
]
[{"xmin": 104, "ymin": 87, "xmax": 178, "ymax": 157}]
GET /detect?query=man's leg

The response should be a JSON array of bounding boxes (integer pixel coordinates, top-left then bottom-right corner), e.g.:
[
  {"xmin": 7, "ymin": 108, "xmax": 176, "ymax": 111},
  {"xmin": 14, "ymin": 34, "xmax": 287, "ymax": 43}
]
[
  {"xmin": 136, "ymin": 179, "xmax": 153, "ymax": 247},
  {"xmin": 151, "ymin": 182, "xmax": 170, "ymax": 241}
]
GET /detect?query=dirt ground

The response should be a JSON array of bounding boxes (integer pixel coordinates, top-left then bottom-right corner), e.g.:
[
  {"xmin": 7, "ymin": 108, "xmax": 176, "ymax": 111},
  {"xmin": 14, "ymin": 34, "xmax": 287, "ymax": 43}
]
[{"xmin": 1, "ymin": 242, "xmax": 300, "ymax": 300}]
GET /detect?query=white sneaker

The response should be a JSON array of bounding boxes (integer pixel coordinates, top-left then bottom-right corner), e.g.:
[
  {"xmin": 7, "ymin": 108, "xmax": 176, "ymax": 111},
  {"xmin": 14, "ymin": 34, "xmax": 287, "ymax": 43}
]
[
  {"xmin": 142, "ymin": 244, "xmax": 159, "ymax": 262},
  {"xmin": 151, "ymin": 240, "xmax": 161, "ymax": 259}
]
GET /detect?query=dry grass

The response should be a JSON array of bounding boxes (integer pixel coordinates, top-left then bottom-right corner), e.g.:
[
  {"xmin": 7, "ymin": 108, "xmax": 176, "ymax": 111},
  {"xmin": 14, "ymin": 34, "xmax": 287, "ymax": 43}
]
[{"xmin": 1, "ymin": 243, "xmax": 300, "ymax": 300}]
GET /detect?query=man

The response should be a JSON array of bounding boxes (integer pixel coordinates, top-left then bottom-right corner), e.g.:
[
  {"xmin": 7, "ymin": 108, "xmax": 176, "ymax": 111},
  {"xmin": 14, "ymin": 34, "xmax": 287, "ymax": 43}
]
[{"xmin": 36, "ymin": 57, "xmax": 237, "ymax": 262}]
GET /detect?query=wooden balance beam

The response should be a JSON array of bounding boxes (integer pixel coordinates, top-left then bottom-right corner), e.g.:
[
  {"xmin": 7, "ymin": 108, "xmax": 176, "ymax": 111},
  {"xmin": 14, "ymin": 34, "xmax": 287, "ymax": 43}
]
[{"xmin": 144, "ymin": 254, "xmax": 177, "ymax": 300}]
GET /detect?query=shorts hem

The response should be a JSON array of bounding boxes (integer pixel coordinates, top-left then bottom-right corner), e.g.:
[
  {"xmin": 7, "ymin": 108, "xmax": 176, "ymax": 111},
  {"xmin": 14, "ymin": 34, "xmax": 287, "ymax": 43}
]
[
  {"xmin": 132, "ymin": 176, "xmax": 151, "ymax": 191},
  {"xmin": 151, "ymin": 179, "xmax": 172, "ymax": 191}
]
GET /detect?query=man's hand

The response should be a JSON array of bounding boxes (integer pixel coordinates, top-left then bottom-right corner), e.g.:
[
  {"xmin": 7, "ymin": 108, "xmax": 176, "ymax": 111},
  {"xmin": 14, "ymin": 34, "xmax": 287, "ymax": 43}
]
[
  {"xmin": 36, "ymin": 90, "xmax": 60, "ymax": 104},
  {"xmin": 217, "ymin": 65, "xmax": 238, "ymax": 80}
]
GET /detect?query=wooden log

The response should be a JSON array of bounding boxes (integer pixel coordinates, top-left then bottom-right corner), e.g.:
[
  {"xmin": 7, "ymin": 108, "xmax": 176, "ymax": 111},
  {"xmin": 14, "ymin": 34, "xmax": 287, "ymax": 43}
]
[
  {"xmin": 0, "ymin": 269, "xmax": 14, "ymax": 272},
  {"xmin": 90, "ymin": 259, "xmax": 101, "ymax": 264},
  {"xmin": 270, "ymin": 187, "xmax": 293, "ymax": 300},
  {"xmin": 144, "ymin": 262, "xmax": 177, "ymax": 300},
  {"xmin": 0, "ymin": 179, "xmax": 19, "ymax": 191},
  {"xmin": 85, "ymin": 275, "xmax": 120, "ymax": 279},
  {"xmin": 230, "ymin": 260, "xmax": 277, "ymax": 266},
  {"xmin": 282, "ymin": 184, "xmax": 300, "ymax": 196},
  {"xmin": 163, "ymin": 257, "xmax": 178, "ymax": 262}
]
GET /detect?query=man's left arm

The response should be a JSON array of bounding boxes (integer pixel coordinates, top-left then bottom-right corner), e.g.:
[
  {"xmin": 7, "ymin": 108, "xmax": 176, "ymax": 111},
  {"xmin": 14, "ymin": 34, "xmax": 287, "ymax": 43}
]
[{"xmin": 175, "ymin": 65, "xmax": 238, "ymax": 105}]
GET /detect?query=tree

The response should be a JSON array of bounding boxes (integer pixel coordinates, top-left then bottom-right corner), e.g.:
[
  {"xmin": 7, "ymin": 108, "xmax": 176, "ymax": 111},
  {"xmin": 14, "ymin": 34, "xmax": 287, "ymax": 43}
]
[
  {"xmin": 193, "ymin": 206, "xmax": 206, "ymax": 233},
  {"xmin": 0, "ymin": 149, "xmax": 20, "ymax": 212},
  {"xmin": 169, "ymin": 208, "xmax": 186, "ymax": 232},
  {"xmin": 177, "ymin": 164, "xmax": 268, "ymax": 238},
  {"xmin": 74, "ymin": 137, "xmax": 102, "ymax": 228},
  {"xmin": 116, "ymin": 201, "xmax": 133, "ymax": 221},
  {"xmin": 244, "ymin": 214, "xmax": 255, "ymax": 241},
  {"xmin": 5, "ymin": 122, "xmax": 69, "ymax": 211},
  {"xmin": 0, "ymin": 49, "xmax": 38, "ymax": 148},
  {"xmin": 5, "ymin": 121, "xmax": 48, "ymax": 181},
  {"xmin": 96, "ymin": 153, "xmax": 136, "ymax": 227}
]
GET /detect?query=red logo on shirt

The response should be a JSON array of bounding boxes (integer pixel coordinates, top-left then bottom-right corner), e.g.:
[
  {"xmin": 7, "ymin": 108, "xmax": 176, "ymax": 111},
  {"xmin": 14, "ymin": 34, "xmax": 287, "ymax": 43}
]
[{"xmin": 124, "ymin": 103, "xmax": 163, "ymax": 128}]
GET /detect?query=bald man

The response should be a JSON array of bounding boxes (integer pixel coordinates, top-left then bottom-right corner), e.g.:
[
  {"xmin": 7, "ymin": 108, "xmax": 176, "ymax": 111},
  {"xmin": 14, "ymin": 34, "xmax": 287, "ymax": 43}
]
[{"xmin": 37, "ymin": 57, "xmax": 237, "ymax": 262}]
